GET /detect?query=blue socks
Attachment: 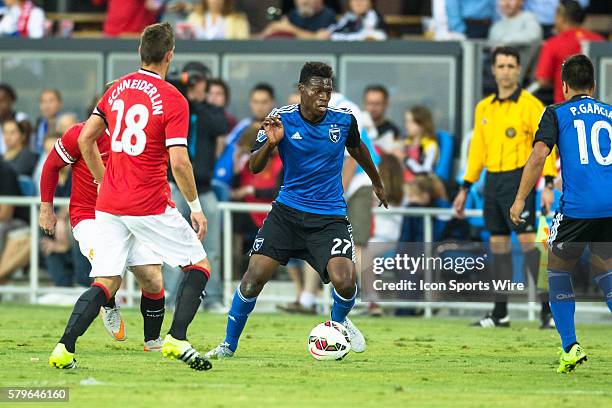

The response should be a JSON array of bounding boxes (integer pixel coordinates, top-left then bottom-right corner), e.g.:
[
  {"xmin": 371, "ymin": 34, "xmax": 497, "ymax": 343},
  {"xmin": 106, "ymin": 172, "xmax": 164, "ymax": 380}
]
[
  {"xmin": 224, "ymin": 287, "xmax": 257, "ymax": 352},
  {"xmin": 594, "ymin": 270, "xmax": 612, "ymax": 313},
  {"xmin": 331, "ymin": 286, "xmax": 357, "ymax": 323},
  {"xmin": 548, "ymin": 269, "xmax": 576, "ymax": 352}
]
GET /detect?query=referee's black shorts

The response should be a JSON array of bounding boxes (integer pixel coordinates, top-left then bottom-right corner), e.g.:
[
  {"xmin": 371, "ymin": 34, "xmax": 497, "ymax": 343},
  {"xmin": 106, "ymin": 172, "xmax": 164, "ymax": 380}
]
[
  {"xmin": 249, "ymin": 201, "xmax": 356, "ymax": 283},
  {"xmin": 484, "ymin": 167, "xmax": 536, "ymax": 235}
]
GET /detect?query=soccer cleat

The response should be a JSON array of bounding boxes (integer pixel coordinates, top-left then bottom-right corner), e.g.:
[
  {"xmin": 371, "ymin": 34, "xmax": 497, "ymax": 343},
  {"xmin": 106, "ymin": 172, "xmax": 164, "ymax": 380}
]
[
  {"xmin": 99, "ymin": 305, "xmax": 127, "ymax": 341},
  {"xmin": 144, "ymin": 337, "xmax": 164, "ymax": 352},
  {"xmin": 557, "ymin": 343, "xmax": 587, "ymax": 374},
  {"xmin": 342, "ymin": 317, "xmax": 366, "ymax": 353},
  {"xmin": 204, "ymin": 342, "xmax": 235, "ymax": 360},
  {"xmin": 276, "ymin": 301, "xmax": 317, "ymax": 315},
  {"xmin": 471, "ymin": 314, "xmax": 510, "ymax": 328},
  {"xmin": 540, "ymin": 313, "xmax": 556, "ymax": 329},
  {"xmin": 49, "ymin": 343, "xmax": 76, "ymax": 369},
  {"xmin": 161, "ymin": 334, "xmax": 212, "ymax": 371}
]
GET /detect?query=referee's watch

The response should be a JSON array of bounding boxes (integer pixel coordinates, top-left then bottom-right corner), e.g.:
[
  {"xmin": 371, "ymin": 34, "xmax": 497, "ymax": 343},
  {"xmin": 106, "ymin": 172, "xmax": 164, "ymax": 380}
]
[{"xmin": 459, "ymin": 181, "xmax": 472, "ymax": 192}]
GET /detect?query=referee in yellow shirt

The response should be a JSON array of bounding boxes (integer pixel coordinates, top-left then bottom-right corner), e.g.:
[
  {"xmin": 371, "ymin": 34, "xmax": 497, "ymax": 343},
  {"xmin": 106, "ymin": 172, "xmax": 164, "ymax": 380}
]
[{"xmin": 453, "ymin": 46, "xmax": 557, "ymax": 328}]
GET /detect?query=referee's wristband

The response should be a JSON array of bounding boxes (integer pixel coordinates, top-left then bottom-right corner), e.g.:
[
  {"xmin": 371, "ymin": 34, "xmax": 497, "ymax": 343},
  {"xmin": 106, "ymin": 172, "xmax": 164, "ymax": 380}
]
[
  {"xmin": 544, "ymin": 176, "xmax": 555, "ymax": 189},
  {"xmin": 188, "ymin": 198, "xmax": 202, "ymax": 213},
  {"xmin": 460, "ymin": 181, "xmax": 472, "ymax": 191}
]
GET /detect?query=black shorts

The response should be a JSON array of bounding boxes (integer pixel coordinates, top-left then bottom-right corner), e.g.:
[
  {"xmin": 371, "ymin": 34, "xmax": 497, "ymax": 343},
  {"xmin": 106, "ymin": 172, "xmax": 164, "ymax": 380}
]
[
  {"xmin": 484, "ymin": 168, "xmax": 536, "ymax": 235},
  {"xmin": 250, "ymin": 201, "xmax": 355, "ymax": 283},
  {"xmin": 548, "ymin": 213, "xmax": 612, "ymax": 260}
]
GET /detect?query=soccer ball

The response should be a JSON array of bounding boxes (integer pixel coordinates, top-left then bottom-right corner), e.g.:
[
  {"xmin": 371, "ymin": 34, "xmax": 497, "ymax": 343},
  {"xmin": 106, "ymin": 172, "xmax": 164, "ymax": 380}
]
[{"xmin": 308, "ymin": 321, "xmax": 351, "ymax": 361}]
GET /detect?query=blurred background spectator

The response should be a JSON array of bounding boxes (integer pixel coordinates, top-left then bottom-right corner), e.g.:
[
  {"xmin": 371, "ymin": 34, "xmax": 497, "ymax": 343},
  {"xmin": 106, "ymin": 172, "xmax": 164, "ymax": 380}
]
[
  {"xmin": 0, "ymin": 155, "xmax": 29, "ymax": 285},
  {"xmin": 182, "ymin": 0, "xmax": 250, "ymax": 39},
  {"xmin": 0, "ymin": 84, "xmax": 29, "ymax": 155},
  {"xmin": 535, "ymin": 0, "xmax": 604, "ymax": 103},
  {"xmin": 33, "ymin": 89, "xmax": 63, "ymax": 154},
  {"xmin": 445, "ymin": 0, "xmax": 497, "ymax": 39},
  {"xmin": 2, "ymin": 118, "xmax": 38, "ymax": 177},
  {"xmin": 363, "ymin": 84, "xmax": 401, "ymax": 146},
  {"xmin": 92, "ymin": 0, "xmax": 161, "ymax": 37},
  {"xmin": 0, "ymin": 0, "xmax": 46, "ymax": 38},
  {"xmin": 402, "ymin": 106, "xmax": 440, "ymax": 180},
  {"xmin": 488, "ymin": 0, "xmax": 543, "ymax": 44},
  {"xmin": 524, "ymin": 0, "xmax": 590, "ymax": 38},
  {"xmin": 207, "ymin": 78, "xmax": 238, "ymax": 129},
  {"xmin": 262, "ymin": 0, "xmax": 336, "ymax": 39},
  {"xmin": 327, "ymin": 0, "xmax": 388, "ymax": 41}
]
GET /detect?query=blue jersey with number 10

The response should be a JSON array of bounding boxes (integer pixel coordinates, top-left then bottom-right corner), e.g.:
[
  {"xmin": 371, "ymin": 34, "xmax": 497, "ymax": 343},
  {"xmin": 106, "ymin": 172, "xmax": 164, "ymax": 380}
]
[{"xmin": 535, "ymin": 95, "xmax": 612, "ymax": 218}]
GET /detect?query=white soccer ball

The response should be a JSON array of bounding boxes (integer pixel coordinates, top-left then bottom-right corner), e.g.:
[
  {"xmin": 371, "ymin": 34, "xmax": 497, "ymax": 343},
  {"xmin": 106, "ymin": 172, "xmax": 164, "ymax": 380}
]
[{"xmin": 308, "ymin": 321, "xmax": 351, "ymax": 361}]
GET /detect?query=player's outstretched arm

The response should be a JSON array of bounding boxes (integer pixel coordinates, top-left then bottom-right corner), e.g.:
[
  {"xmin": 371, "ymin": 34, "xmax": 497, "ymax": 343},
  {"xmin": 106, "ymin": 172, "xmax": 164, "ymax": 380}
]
[
  {"xmin": 509, "ymin": 141, "xmax": 551, "ymax": 225},
  {"xmin": 347, "ymin": 142, "xmax": 388, "ymax": 208},
  {"xmin": 39, "ymin": 149, "xmax": 69, "ymax": 235},
  {"xmin": 78, "ymin": 115, "xmax": 106, "ymax": 183},
  {"xmin": 169, "ymin": 146, "xmax": 207, "ymax": 240},
  {"xmin": 249, "ymin": 115, "xmax": 284, "ymax": 174}
]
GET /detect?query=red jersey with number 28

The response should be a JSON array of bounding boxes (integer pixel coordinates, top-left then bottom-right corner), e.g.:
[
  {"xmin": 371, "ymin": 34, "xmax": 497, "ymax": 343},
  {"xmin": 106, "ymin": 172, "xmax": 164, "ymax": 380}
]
[
  {"xmin": 93, "ymin": 68, "xmax": 189, "ymax": 216},
  {"xmin": 53, "ymin": 122, "xmax": 110, "ymax": 228}
]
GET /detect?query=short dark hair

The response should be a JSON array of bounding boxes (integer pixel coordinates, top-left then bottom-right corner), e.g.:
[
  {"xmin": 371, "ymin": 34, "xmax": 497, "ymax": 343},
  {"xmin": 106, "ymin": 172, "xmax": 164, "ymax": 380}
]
[
  {"xmin": 558, "ymin": 0, "xmax": 586, "ymax": 25},
  {"xmin": 0, "ymin": 83, "xmax": 17, "ymax": 102},
  {"xmin": 561, "ymin": 54, "xmax": 594, "ymax": 91},
  {"xmin": 491, "ymin": 46, "xmax": 520, "ymax": 65},
  {"xmin": 139, "ymin": 22, "xmax": 175, "ymax": 65},
  {"xmin": 299, "ymin": 62, "xmax": 333, "ymax": 84},
  {"xmin": 41, "ymin": 89, "xmax": 62, "ymax": 102},
  {"xmin": 209, "ymin": 78, "xmax": 231, "ymax": 104},
  {"xmin": 364, "ymin": 84, "xmax": 389, "ymax": 100},
  {"xmin": 251, "ymin": 83, "xmax": 275, "ymax": 100}
]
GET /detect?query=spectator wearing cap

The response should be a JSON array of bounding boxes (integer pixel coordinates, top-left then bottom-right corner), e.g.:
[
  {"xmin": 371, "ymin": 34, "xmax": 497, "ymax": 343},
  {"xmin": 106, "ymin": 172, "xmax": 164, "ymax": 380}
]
[
  {"xmin": 488, "ymin": 0, "xmax": 542, "ymax": 44},
  {"xmin": 185, "ymin": 0, "xmax": 250, "ymax": 40},
  {"xmin": 0, "ymin": 0, "xmax": 46, "ymax": 38},
  {"xmin": 0, "ymin": 84, "xmax": 29, "ymax": 155},
  {"xmin": 535, "ymin": 0, "xmax": 604, "ymax": 103}
]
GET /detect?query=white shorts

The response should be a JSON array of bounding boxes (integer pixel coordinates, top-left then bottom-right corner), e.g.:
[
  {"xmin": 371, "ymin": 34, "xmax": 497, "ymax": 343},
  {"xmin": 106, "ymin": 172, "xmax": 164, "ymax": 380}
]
[
  {"xmin": 90, "ymin": 206, "xmax": 207, "ymax": 278},
  {"xmin": 73, "ymin": 219, "xmax": 162, "ymax": 269}
]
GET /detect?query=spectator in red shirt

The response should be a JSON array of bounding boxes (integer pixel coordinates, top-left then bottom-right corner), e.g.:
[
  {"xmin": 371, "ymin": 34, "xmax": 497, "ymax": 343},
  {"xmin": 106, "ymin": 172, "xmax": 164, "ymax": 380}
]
[
  {"xmin": 92, "ymin": 0, "xmax": 161, "ymax": 37},
  {"xmin": 535, "ymin": 0, "xmax": 604, "ymax": 104}
]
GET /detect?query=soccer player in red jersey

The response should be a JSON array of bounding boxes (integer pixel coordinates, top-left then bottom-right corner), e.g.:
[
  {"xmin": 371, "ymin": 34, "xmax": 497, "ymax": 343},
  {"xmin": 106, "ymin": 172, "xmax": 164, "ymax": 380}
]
[
  {"xmin": 40, "ymin": 119, "xmax": 166, "ymax": 352},
  {"xmin": 49, "ymin": 23, "xmax": 213, "ymax": 371}
]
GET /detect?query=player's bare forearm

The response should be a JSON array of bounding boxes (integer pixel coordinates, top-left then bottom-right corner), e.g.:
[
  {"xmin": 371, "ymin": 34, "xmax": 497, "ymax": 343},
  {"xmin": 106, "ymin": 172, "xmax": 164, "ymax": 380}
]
[
  {"xmin": 78, "ymin": 115, "xmax": 106, "ymax": 182},
  {"xmin": 249, "ymin": 142, "xmax": 275, "ymax": 174},
  {"xmin": 516, "ymin": 142, "xmax": 550, "ymax": 201},
  {"xmin": 347, "ymin": 142, "xmax": 383, "ymax": 188},
  {"xmin": 169, "ymin": 147, "xmax": 199, "ymax": 203},
  {"xmin": 342, "ymin": 157, "xmax": 357, "ymax": 192}
]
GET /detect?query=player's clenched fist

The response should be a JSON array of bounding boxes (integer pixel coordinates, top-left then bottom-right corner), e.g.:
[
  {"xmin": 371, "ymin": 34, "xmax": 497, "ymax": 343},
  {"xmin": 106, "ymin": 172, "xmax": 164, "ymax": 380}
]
[
  {"xmin": 262, "ymin": 115, "xmax": 284, "ymax": 146},
  {"xmin": 191, "ymin": 211, "xmax": 208, "ymax": 241}
]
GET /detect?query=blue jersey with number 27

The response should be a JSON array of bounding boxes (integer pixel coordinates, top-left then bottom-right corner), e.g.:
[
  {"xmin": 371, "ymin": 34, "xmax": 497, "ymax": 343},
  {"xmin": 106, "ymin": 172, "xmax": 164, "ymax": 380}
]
[{"xmin": 535, "ymin": 95, "xmax": 612, "ymax": 218}]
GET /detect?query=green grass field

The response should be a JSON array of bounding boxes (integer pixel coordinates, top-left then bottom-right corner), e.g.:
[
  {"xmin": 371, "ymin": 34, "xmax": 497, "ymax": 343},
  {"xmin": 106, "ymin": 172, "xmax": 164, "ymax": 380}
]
[{"xmin": 1, "ymin": 304, "xmax": 611, "ymax": 408}]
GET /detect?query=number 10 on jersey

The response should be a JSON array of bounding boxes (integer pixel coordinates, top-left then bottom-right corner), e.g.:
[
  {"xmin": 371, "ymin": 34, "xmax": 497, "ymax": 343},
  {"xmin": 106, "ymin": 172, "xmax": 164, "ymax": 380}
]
[
  {"xmin": 111, "ymin": 99, "xmax": 149, "ymax": 156},
  {"xmin": 574, "ymin": 119, "xmax": 612, "ymax": 165}
]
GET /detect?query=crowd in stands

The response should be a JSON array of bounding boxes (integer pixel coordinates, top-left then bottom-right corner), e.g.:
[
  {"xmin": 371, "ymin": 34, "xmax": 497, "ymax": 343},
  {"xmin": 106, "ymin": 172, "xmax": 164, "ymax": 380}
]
[{"xmin": 0, "ymin": 1, "xmax": 609, "ymax": 40}]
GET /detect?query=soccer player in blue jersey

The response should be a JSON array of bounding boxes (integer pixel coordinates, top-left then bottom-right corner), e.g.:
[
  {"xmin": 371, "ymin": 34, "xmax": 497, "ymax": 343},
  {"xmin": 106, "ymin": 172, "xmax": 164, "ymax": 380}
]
[
  {"xmin": 206, "ymin": 62, "xmax": 388, "ymax": 359},
  {"xmin": 510, "ymin": 54, "xmax": 612, "ymax": 373}
]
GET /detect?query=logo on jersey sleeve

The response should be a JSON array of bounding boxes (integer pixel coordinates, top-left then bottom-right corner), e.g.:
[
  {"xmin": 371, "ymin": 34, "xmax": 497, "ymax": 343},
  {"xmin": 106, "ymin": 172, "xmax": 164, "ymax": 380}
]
[
  {"xmin": 329, "ymin": 124, "xmax": 341, "ymax": 143},
  {"xmin": 256, "ymin": 130, "xmax": 267, "ymax": 143},
  {"xmin": 253, "ymin": 238, "xmax": 264, "ymax": 251}
]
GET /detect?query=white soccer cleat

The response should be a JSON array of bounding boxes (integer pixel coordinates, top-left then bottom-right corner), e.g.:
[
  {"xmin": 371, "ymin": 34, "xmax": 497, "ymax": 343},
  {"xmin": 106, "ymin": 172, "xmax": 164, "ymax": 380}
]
[
  {"xmin": 144, "ymin": 337, "xmax": 164, "ymax": 352},
  {"xmin": 342, "ymin": 317, "xmax": 366, "ymax": 353},
  {"xmin": 99, "ymin": 305, "xmax": 127, "ymax": 341},
  {"xmin": 204, "ymin": 342, "xmax": 235, "ymax": 360}
]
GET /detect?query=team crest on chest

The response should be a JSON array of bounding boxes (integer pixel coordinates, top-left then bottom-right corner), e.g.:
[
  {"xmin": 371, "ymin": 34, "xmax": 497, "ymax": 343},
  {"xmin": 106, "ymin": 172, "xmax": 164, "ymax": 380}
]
[{"xmin": 329, "ymin": 124, "xmax": 341, "ymax": 143}]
